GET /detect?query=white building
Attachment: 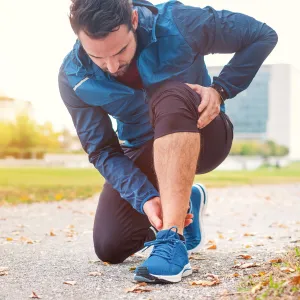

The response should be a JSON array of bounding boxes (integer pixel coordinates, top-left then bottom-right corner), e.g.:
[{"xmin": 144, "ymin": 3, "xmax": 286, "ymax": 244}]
[
  {"xmin": 208, "ymin": 64, "xmax": 300, "ymax": 160},
  {"xmin": 0, "ymin": 90, "xmax": 34, "ymax": 122}
]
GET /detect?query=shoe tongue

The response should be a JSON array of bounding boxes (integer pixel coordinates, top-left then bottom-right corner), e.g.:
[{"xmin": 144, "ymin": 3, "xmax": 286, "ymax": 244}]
[{"xmin": 157, "ymin": 228, "xmax": 180, "ymax": 240}]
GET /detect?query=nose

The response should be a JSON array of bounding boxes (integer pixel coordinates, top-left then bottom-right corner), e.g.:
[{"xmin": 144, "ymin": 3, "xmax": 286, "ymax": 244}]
[{"xmin": 106, "ymin": 57, "xmax": 119, "ymax": 74}]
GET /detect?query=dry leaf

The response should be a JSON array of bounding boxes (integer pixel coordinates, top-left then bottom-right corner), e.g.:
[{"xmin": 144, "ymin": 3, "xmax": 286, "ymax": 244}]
[
  {"xmin": 192, "ymin": 267, "xmax": 200, "ymax": 273},
  {"xmin": 67, "ymin": 225, "xmax": 75, "ymax": 229},
  {"xmin": 6, "ymin": 237, "xmax": 13, "ymax": 241},
  {"xmin": 289, "ymin": 275, "xmax": 300, "ymax": 285},
  {"xmin": 278, "ymin": 224, "xmax": 288, "ymax": 229},
  {"xmin": 89, "ymin": 272, "xmax": 102, "ymax": 277},
  {"xmin": 129, "ymin": 267, "xmax": 136, "ymax": 271},
  {"xmin": 232, "ymin": 273, "xmax": 239, "ymax": 277},
  {"xmin": 50, "ymin": 231, "xmax": 56, "ymax": 237},
  {"xmin": 206, "ymin": 240, "xmax": 215, "ymax": 245},
  {"xmin": 63, "ymin": 281, "xmax": 76, "ymax": 285},
  {"xmin": 254, "ymin": 243, "xmax": 264, "ymax": 247},
  {"xmin": 103, "ymin": 262, "xmax": 110, "ymax": 266},
  {"xmin": 280, "ymin": 267, "xmax": 295, "ymax": 273},
  {"xmin": 190, "ymin": 280, "xmax": 217, "ymax": 286},
  {"xmin": 244, "ymin": 233, "xmax": 256, "ymax": 237},
  {"xmin": 218, "ymin": 234, "xmax": 225, "ymax": 239},
  {"xmin": 269, "ymin": 258, "xmax": 282, "ymax": 264},
  {"xmin": 0, "ymin": 267, "xmax": 8, "ymax": 276},
  {"xmin": 125, "ymin": 283, "xmax": 153, "ymax": 293},
  {"xmin": 189, "ymin": 255, "xmax": 206, "ymax": 260},
  {"xmin": 265, "ymin": 236, "xmax": 273, "ymax": 240},
  {"xmin": 30, "ymin": 291, "xmax": 42, "ymax": 299},
  {"xmin": 228, "ymin": 238, "xmax": 234, "ymax": 241},
  {"xmin": 252, "ymin": 272, "xmax": 266, "ymax": 277},
  {"xmin": 237, "ymin": 255, "xmax": 252, "ymax": 260},
  {"xmin": 245, "ymin": 245, "xmax": 252, "ymax": 248},
  {"xmin": 233, "ymin": 262, "xmax": 260, "ymax": 269},
  {"xmin": 207, "ymin": 244, "xmax": 217, "ymax": 250},
  {"xmin": 251, "ymin": 283, "xmax": 264, "ymax": 294}
]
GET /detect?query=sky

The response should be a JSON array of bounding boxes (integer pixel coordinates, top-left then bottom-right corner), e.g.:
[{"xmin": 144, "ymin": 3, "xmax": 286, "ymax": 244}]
[{"xmin": 0, "ymin": 0, "xmax": 299, "ymax": 131}]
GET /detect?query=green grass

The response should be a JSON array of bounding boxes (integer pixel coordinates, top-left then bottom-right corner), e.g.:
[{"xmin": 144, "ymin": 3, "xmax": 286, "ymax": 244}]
[{"xmin": 1, "ymin": 162, "xmax": 300, "ymax": 205}]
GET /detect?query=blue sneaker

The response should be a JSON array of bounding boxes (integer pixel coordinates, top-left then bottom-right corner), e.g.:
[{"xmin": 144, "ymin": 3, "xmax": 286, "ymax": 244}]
[
  {"xmin": 134, "ymin": 227, "xmax": 192, "ymax": 283},
  {"xmin": 184, "ymin": 183, "xmax": 208, "ymax": 253}
]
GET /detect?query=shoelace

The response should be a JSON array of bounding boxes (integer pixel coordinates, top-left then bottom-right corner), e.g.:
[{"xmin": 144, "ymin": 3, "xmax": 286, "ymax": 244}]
[{"xmin": 143, "ymin": 238, "xmax": 179, "ymax": 260}]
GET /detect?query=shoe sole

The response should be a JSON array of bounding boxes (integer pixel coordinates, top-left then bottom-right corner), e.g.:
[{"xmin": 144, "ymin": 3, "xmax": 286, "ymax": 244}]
[
  {"xmin": 188, "ymin": 183, "xmax": 208, "ymax": 254},
  {"xmin": 134, "ymin": 263, "xmax": 192, "ymax": 284}
]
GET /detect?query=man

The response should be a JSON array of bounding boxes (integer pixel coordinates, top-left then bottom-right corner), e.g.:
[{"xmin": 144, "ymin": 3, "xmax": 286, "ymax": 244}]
[{"xmin": 58, "ymin": 0, "xmax": 277, "ymax": 283}]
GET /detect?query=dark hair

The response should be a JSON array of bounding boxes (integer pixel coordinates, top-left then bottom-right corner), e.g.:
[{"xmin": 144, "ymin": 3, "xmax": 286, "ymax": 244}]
[{"xmin": 69, "ymin": 0, "xmax": 133, "ymax": 38}]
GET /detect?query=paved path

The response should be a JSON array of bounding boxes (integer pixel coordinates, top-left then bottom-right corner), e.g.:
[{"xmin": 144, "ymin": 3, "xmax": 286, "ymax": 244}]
[{"xmin": 1, "ymin": 184, "xmax": 300, "ymax": 300}]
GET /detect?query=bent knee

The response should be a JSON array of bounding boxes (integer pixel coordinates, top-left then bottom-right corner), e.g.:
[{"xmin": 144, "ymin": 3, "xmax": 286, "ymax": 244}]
[{"xmin": 94, "ymin": 238, "xmax": 125, "ymax": 264}]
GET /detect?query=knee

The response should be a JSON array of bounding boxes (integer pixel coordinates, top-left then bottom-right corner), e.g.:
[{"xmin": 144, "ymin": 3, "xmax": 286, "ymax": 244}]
[
  {"xmin": 149, "ymin": 81, "xmax": 200, "ymax": 137},
  {"xmin": 94, "ymin": 237, "xmax": 125, "ymax": 264}
]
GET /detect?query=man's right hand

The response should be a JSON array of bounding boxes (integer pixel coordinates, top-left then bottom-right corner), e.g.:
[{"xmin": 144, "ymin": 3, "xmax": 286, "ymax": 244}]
[
  {"xmin": 143, "ymin": 197, "xmax": 194, "ymax": 231},
  {"xmin": 143, "ymin": 197, "xmax": 163, "ymax": 231}
]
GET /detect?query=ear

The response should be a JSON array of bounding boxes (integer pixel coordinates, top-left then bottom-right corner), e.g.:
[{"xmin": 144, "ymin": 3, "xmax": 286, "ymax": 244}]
[{"xmin": 132, "ymin": 10, "xmax": 138, "ymax": 31}]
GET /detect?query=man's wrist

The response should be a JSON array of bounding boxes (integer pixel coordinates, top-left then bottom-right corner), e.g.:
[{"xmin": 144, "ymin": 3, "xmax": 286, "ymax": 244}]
[{"xmin": 210, "ymin": 83, "xmax": 228, "ymax": 104}]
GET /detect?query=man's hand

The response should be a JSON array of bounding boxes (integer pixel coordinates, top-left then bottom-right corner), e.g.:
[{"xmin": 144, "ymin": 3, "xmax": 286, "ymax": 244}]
[
  {"xmin": 143, "ymin": 197, "xmax": 194, "ymax": 231},
  {"xmin": 186, "ymin": 83, "xmax": 223, "ymax": 129}
]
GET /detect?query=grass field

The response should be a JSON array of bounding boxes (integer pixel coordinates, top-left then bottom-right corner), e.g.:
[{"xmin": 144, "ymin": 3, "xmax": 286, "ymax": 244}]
[{"xmin": 1, "ymin": 162, "xmax": 300, "ymax": 205}]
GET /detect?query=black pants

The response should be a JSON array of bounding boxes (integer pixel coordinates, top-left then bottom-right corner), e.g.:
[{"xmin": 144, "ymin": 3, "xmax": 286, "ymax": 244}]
[{"xmin": 93, "ymin": 82, "xmax": 233, "ymax": 263}]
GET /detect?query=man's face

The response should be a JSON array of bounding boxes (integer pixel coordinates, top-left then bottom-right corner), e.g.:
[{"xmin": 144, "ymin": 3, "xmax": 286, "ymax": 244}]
[{"xmin": 78, "ymin": 11, "xmax": 138, "ymax": 77}]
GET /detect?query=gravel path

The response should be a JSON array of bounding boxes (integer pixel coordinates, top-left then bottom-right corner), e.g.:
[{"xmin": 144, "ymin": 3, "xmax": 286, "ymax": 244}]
[{"xmin": 1, "ymin": 184, "xmax": 300, "ymax": 300}]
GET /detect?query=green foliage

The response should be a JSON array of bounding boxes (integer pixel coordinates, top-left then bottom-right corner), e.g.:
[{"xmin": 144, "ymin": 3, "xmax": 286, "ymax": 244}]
[
  {"xmin": 230, "ymin": 140, "xmax": 289, "ymax": 157},
  {"xmin": 0, "ymin": 114, "xmax": 74, "ymax": 158}
]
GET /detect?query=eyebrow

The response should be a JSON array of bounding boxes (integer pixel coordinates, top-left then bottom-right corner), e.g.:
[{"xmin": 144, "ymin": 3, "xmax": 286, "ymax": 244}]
[{"xmin": 88, "ymin": 43, "xmax": 129, "ymax": 59}]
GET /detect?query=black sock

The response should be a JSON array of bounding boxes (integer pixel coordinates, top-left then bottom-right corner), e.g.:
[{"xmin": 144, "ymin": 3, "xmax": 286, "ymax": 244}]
[{"xmin": 178, "ymin": 233, "xmax": 185, "ymax": 242}]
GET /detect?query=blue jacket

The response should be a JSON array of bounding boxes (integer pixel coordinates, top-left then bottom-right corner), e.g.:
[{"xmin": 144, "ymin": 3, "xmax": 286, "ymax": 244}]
[{"xmin": 58, "ymin": 0, "xmax": 278, "ymax": 213}]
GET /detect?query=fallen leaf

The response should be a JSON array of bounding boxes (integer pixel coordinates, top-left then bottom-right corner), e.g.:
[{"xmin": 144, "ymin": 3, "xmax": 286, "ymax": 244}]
[
  {"xmin": 218, "ymin": 234, "xmax": 225, "ymax": 239},
  {"xmin": 280, "ymin": 267, "xmax": 295, "ymax": 273},
  {"xmin": 6, "ymin": 237, "xmax": 13, "ymax": 241},
  {"xmin": 244, "ymin": 233, "xmax": 256, "ymax": 237},
  {"xmin": 189, "ymin": 255, "xmax": 206, "ymax": 260},
  {"xmin": 89, "ymin": 272, "xmax": 102, "ymax": 277},
  {"xmin": 190, "ymin": 280, "xmax": 216, "ymax": 286},
  {"xmin": 206, "ymin": 240, "xmax": 216, "ymax": 245},
  {"xmin": 30, "ymin": 291, "xmax": 42, "ymax": 299},
  {"xmin": 252, "ymin": 272, "xmax": 266, "ymax": 277},
  {"xmin": 245, "ymin": 245, "xmax": 252, "ymax": 248},
  {"xmin": 228, "ymin": 238, "xmax": 234, "ymax": 241},
  {"xmin": 50, "ymin": 231, "xmax": 56, "ymax": 237},
  {"xmin": 289, "ymin": 275, "xmax": 300, "ymax": 285},
  {"xmin": 237, "ymin": 255, "xmax": 252, "ymax": 260},
  {"xmin": 207, "ymin": 244, "xmax": 217, "ymax": 250},
  {"xmin": 269, "ymin": 258, "xmax": 282, "ymax": 264},
  {"xmin": 278, "ymin": 224, "xmax": 288, "ymax": 229},
  {"xmin": 125, "ymin": 283, "xmax": 153, "ymax": 293},
  {"xmin": 232, "ymin": 273, "xmax": 239, "ymax": 277},
  {"xmin": 0, "ymin": 267, "xmax": 8, "ymax": 276},
  {"xmin": 254, "ymin": 243, "xmax": 264, "ymax": 247},
  {"xmin": 103, "ymin": 262, "xmax": 110, "ymax": 266},
  {"xmin": 251, "ymin": 283, "xmax": 264, "ymax": 294},
  {"xmin": 67, "ymin": 225, "xmax": 75, "ymax": 229},
  {"xmin": 63, "ymin": 281, "xmax": 76, "ymax": 285},
  {"xmin": 265, "ymin": 236, "xmax": 273, "ymax": 240},
  {"xmin": 129, "ymin": 267, "xmax": 136, "ymax": 271},
  {"xmin": 233, "ymin": 262, "xmax": 260, "ymax": 269},
  {"xmin": 192, "ymin": 267, "xmax": 200, "ymax": 273}
]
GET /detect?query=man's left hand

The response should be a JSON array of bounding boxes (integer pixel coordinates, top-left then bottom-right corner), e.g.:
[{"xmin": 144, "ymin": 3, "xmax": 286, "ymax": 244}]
[{"xmin": 185, "ymin": 83, "xmax": 222, "ymax": 129}]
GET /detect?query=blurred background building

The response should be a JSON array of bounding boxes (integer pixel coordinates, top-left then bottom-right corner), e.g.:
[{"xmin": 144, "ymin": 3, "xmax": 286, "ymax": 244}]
[
  {"xmin": 208, "ymin": 64, "xmax": 300, "ymax": 160},
  {"xmin": 0, "ymin": 90, "xmax": 34, "ymax": 122}
]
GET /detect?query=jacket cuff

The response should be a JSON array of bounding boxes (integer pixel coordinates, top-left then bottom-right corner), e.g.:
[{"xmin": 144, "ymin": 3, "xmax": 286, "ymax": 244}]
[{"xmin": 212, "ymin": 77, "xmax": 232, "ymax": 99}]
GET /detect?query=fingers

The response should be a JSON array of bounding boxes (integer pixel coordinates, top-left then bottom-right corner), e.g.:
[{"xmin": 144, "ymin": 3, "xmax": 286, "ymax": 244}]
[{"xmin": 198, "ymin": 98, "xmax": 220, "ymax": 128}]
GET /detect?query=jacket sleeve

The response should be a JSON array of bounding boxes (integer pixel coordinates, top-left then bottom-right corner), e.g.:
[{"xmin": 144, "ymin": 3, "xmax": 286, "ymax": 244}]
[
  {"xmin": 173, "ymin": 4, "xmax": 278, "ymax": 98},
  {"xmin": 58, "ymin": 69, "xmax": 159, "ymax": 213}
]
